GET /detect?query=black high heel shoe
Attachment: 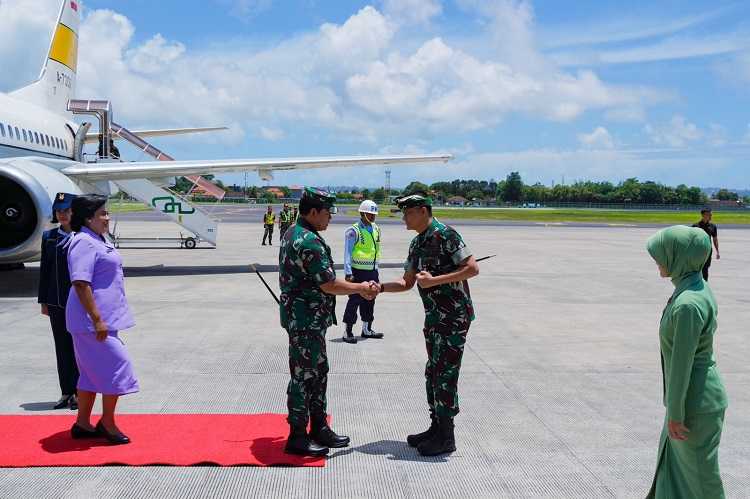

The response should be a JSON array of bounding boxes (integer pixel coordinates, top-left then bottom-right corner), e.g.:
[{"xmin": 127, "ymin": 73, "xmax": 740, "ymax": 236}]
[
  {"xmin": 54, "ymin": 395, "xmax": 72, "ymax": 410},
  {"xmin": 70, "ymin": 423, "xmax": 100, "ymax": 439},
  {"xmin": 96, "ymin": 421, "xmax": 130, "ymax": 445}
]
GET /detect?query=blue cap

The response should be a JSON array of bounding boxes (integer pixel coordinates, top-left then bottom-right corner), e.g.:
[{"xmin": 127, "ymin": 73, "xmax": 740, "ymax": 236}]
[{"xmin": 52, "ymin": 192, "xmax": 76, "ymax": 212}]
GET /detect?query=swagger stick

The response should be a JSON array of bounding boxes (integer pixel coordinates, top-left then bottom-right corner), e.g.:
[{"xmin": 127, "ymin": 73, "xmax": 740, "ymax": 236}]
[{"xmin": 250, "ymin": 264, "xmax": 280, "ymax": 305}]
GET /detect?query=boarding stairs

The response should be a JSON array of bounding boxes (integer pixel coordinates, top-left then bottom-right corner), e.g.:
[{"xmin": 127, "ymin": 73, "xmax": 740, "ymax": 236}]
[{"xmin": 67, "ymin": 99, "xmax": 221, "ymax": 247}]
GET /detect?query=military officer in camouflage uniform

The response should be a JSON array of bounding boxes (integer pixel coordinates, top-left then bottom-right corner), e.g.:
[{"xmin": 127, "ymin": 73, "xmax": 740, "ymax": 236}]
[
  {"xmin": 379, "ymin": 193, "xmax": 479, "ymax": 456},
  {"xmin": 279, "ymin": 187, "xmax": 379, "ymax": 457}
]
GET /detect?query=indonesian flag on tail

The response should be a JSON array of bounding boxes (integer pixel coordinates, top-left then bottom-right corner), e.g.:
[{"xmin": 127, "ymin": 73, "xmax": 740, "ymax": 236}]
[{"xmin": 70, "ymin": 1, "xmax": 77, "ymax": 11}]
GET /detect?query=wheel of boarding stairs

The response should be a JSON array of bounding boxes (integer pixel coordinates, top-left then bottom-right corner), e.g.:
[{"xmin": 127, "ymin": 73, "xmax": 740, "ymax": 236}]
[{"xmin": 184, "ymin": 237, "xmax": 197, "ymax": 249}]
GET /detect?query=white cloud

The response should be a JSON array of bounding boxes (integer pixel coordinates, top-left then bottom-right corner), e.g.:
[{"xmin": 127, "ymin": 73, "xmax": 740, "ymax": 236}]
[
  {"xmin": 0, "ymin": 0, "xmax": 59, "ymax": 91},
  {"xmin": 578, "ymin": 126, "xmax": 614, "ymax": 149},
  {"xmin": 126, "ymin": 34, "xmax": 185, "ymax": 74},
  {"xmin": 1, "ymin": 1, "xmax": 666, "ymax": 153},
  {"xmin": 645, "ymin": 115, "xmax": 703, "ymax": 148},
  {"xmin": 542, "ymin": 7, "xmax": 731, "ymax": 49},
  {"xmin": 605, "ymin": 106, "xmax": 646, "ymax": 123},
  {"xmin": 382, "ymin": 0, "xmax": 442, "ymax": 26},
  {"xmin": 259, "ymin": 126, "xmax": 284, "ymax": 141}
]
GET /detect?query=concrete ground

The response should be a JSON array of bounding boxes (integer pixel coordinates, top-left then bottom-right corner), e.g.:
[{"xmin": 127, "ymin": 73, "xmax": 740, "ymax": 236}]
[{"xmin": 0, "ymin": 214, "xmax": 748, "ymax": 498}]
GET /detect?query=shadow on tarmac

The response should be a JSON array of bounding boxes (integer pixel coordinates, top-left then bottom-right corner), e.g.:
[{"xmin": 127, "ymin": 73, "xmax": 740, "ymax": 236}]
[
  {"xmin": 123, "ymin": 262, "xmax": 406, "ymax": 278},
  {"xmin": 0, "ymin": 268, "xmax": 38, "ymax": 297},
  {"xmin": 329, "ymin": 439, "xmax": 449, "ymax": 463}
]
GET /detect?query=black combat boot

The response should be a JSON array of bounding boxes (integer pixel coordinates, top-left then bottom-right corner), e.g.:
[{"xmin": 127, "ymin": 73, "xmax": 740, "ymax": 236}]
[
  {"xmin": 406, "ymin": 411, "xmax": 438, "ymax": 447},
  {"xmin": 310, "ymin": 415, "xmax": 350, "ymax": 448},
  {"xmin": 343, "ymin": 323, "xmax": 357, "ymax": 344},
  {"xmin": 417, "ymin": 416, "xmax": 456, "ymax": 456},
  {"xmin": 284, "ymin": 423, "xmax": 329, "ymax": 457},
  {"xmin": 361, "ymin": 321, "xmax": 384, "ymax": 339}
]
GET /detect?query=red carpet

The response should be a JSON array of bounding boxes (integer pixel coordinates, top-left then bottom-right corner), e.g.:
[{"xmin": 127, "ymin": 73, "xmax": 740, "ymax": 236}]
[{"xmin": 0, "ymin": 414, "xmax": 325, "ymax": 467}]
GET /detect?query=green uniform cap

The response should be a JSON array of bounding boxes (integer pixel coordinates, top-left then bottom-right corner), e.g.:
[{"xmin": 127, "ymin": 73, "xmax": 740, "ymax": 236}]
[
  {"xmin": 396, "ymin": 193, "xmax": 432, "ymax": 210},
  {"xmin": 303, "ymin": 187, "xmax": 336, "ymax": 205}
]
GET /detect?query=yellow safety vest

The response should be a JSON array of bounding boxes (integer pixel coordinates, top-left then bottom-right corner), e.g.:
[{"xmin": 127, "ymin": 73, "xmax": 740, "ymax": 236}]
[
  {"xmin": 351, "ymin": 222, "xmax": 380, "ymax": 270},
  {"xmin": 264, "ymin": 213, "xmax": 275, "ymax": 225}
]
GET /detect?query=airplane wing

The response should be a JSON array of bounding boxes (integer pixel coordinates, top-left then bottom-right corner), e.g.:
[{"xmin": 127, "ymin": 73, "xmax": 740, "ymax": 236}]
[
  {"xmin": 84, "ymin": 126, "xmax": 228, "ymax": 144},
  {"xmin": 60, "ymin": 154, "xmax": 452, "ymax": 181}
]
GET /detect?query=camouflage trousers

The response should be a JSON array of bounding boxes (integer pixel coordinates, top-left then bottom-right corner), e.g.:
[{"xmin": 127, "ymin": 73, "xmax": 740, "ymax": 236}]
[
  {"xmin": 423, "ymin": 322, "xmax": 470, "ymax": 418},
  {"xmin": 286, "ymin": 328, "xmax": 329, "ymax": 426}
]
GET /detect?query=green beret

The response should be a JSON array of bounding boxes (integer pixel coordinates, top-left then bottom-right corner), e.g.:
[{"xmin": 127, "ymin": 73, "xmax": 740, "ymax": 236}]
[{"xmin": 396, "ymin": 193, "xmax": 432, "ymax": 210}]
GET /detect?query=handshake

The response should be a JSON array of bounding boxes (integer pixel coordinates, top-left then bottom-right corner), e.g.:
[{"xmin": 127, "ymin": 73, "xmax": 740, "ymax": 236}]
[{"xmin": 354, "ymin": 280, "xmax": 381, "ymax": 301}]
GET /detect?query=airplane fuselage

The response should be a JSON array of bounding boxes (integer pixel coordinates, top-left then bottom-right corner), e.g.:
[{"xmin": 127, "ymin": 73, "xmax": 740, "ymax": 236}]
[{"xmin": 0, "ymin": 92, "xmax": 76, "ymax": 162}]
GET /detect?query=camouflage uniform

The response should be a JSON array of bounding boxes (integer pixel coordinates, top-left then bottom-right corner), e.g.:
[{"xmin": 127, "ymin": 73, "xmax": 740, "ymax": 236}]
[
  {"xmin": 279, "ymin": 217, "xmax": 337, "ymax": 426},
  {"xmin": 405, "ymin": 218, "xmax": 475, "ymax": 418}
]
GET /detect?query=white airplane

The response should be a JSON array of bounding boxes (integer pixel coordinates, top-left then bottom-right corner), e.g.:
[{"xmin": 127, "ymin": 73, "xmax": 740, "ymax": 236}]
[{"xmin": 0, "ymin": 0, "xmax": 451, "ymax": 266}]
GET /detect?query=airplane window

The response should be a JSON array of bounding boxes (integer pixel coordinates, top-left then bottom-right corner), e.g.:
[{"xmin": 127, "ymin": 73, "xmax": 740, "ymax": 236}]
[
  {"xmin": 0, "ymin": 123, "xmax": 4, "ymax": 137},
  {"xmin": 15, "ymin": 127, "xmax": 21, "ymax": 140},
  {"xmin": 33, "ymin": 132, "xmax": 39, "ymax": 144},
  {"xmin": 54, "ymin": 137, "xmax": 59, "ymax": 149},
  {"xmin": 22, "ymin": 129, "xmax": 28, "ymax": 142},
  {"xmin": 45, "ymin": 135, "xmax": 50, "ymax": 147}
]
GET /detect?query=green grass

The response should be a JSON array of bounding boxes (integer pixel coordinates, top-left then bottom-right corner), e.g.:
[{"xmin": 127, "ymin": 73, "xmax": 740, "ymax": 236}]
[
  {"xmin": 109, "ymin": 202, "xmax": 149, "ymax": 213},
  {"xmin": 348, "ymin": 207, "xmax": 750, "ymax": 225}
]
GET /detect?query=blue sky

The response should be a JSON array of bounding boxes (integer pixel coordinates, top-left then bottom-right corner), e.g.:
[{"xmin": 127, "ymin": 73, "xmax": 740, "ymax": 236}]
[{"xmin": 1, "ymin": 0, "xmax": 749, "ymax": 189}]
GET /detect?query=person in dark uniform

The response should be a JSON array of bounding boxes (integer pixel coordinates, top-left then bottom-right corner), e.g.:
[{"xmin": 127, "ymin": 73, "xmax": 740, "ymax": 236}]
[
  {"xmin": 692, "ymin": 208, "xmax": 720, "ymax": 281},
  {"xmin": 38, "ymin": 192, "xmax": 80, "ymax": 410},
  {"xmin": 379, "ymin": 193, "xmax": 479, "ymax": 456}
]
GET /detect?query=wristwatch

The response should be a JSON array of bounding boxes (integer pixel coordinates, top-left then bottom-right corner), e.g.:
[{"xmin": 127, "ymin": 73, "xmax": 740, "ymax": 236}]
[{"xmin": 380, "ymin": 283, "xmax": 385, "ymax": 293}]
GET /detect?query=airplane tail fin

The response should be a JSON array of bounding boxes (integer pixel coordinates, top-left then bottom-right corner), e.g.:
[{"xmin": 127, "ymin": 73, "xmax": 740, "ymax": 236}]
[{"xmin": 9, "ymin": 0, "xmax": 80, "ymax": 116}]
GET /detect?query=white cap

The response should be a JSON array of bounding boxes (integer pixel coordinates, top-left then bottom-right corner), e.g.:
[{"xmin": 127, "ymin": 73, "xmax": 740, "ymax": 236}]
[{"xmin": 358, "ymin": 200, "xmax": 378, "ymax": 215}]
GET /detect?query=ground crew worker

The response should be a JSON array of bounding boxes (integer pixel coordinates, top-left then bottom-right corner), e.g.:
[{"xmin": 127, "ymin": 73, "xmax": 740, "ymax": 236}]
[
  {"xmin": 279, "ymin": 203, "xmax": 292, "ymax": 241},
  {"xmin": 342, "ymin": 200, "xmax": 384, "ymax": 343},
  {"xmin": 261, "ymin": 206, "xmax": 275, "ymax": 245},
  {"xmin": 692, "ymin": 208, "xmax": 720, "ymax": 281},
  {"xmin": 378, "ymin": 193, "xmax": 479, "ymax": 456},
  {"xmin": 278, "ymin": 187, "xmax": 379, "ymax": 457}
]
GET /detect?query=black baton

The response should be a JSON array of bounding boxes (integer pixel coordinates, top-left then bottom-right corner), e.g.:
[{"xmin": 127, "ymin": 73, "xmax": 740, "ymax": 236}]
[
  {"xmin": 476, "ymin": 254, "xmax": 496, "ymax": 263},
  {"xmin": 250, "ymin": 264, "xmax": 280, "ymax": 305}
]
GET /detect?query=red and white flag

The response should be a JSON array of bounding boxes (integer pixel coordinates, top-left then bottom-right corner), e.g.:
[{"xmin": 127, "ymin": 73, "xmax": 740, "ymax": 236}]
[{"xmin": 70, "ymin": 1, "xmax": 78, "ymax": 12}]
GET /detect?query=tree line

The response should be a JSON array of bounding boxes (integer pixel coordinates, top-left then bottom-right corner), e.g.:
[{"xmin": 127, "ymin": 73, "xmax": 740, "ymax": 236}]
[{"xmin": 403, "ymin": 173, "xmax": 747, "ymax": 206}]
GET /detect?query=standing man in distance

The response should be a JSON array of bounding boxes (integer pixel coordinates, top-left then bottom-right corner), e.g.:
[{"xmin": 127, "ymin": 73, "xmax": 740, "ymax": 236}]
[
  {"xmin": 261, "ymin": 205, "xmax": 275, "ymax": 246},
  {"xmin": 279, "ymin": 203, "xmax": 292, "ymax": 242},
  {"xmin": 342, "ymin": 200, "xmax": 385, "ymax": 344},
  {"xmin": 378, "ymin": 193, "xmax": 479, "ymax": 456},
  {"xmin": 692, "ymin": 208, "xmax": 720, "ymax": 281},
  {"xmin": 278, "ymin": 187, "xmax": 379, "ymax": 457}
]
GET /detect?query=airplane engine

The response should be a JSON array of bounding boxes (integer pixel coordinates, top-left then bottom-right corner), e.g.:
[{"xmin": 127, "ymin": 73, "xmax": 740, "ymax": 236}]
[{"xmin": 0, "ymin": 160, "xmax": 81, "ymax": 264}]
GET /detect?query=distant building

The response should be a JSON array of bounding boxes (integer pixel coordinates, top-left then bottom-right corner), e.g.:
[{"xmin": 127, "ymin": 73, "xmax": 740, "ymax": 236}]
[
  {"xmin": 708, "ymin": 199, "xmax": 744, "ymax": 209},
  {"xmin": 447, "ymin": 196, "xmax": 467, "ymax": 206}
]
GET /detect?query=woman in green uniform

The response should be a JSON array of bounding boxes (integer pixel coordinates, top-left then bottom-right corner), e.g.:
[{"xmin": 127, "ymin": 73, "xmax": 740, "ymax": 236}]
[{"xmin": 646, "ymin": 225, "xmax": 728, "ymax": 499}]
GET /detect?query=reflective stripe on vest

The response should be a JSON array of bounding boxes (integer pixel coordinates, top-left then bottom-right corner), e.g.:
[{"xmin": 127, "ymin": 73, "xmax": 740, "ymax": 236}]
[
  {"xmin": 264, "ymin": 213, "xmax": 275, "ymax": 225},
  {"xmin": 351, "ymin": 223, "xmax": 380, "ymax": 270}
]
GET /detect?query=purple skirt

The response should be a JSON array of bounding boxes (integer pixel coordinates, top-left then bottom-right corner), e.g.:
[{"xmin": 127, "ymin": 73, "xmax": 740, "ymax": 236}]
[{"xmin": 71, "ymin": 331, "xmax": 139, "ymax": 396}]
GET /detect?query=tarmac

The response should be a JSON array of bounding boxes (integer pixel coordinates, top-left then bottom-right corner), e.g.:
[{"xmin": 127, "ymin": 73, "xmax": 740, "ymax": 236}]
[{"xmin": 0, "ymin": 212, "xmax": 748, "ymax": 498}]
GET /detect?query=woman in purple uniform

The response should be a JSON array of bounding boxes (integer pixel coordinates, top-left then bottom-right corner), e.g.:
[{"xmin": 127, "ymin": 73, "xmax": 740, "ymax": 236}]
[{"xmin": 65, "ymin": 194, "xmax": 138, "ymax": 445}]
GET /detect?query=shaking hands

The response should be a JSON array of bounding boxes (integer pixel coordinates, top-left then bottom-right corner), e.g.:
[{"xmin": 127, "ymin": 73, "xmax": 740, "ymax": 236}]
[{"xmin": 357, "ymin": 280, "xmax": 381, "ymax": 301}]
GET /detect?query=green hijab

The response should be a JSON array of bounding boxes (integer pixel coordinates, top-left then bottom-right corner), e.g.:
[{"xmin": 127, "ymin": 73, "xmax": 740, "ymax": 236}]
[{"xmin": 647, "ymin": 225, "xmax": 711, "ymax": 287}]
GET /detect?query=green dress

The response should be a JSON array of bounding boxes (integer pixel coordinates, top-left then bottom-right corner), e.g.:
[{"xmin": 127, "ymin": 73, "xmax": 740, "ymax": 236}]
[{"xmin": 646, "ymin": 226, "xmax": 728, "ymax": 499}]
